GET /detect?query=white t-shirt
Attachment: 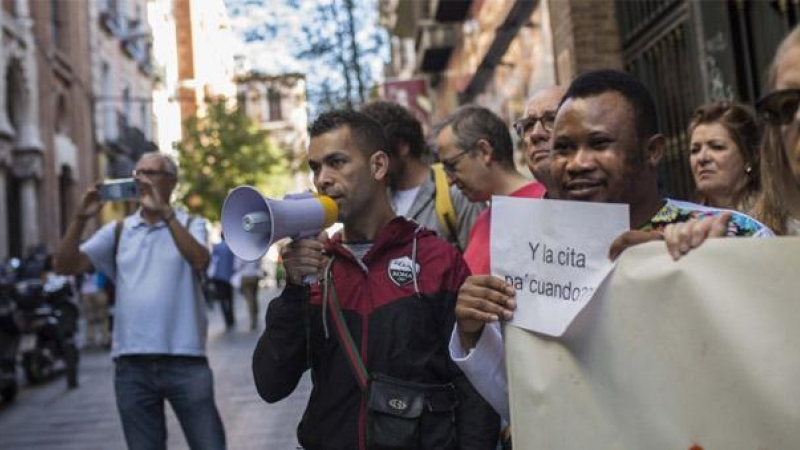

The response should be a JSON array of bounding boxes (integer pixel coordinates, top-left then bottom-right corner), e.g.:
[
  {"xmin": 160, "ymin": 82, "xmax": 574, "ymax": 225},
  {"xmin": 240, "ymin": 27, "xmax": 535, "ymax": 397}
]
[{"xmin": 392, "ymin": 186, "xmax": 421, "ymax": 217}]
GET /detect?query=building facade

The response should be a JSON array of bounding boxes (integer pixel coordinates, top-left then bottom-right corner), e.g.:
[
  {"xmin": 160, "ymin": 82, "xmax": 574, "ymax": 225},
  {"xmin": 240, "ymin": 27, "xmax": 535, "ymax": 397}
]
[
  {"xmin": 0, "ymin": 0, "xmax": 95, "ymax": 259},
  {"xmin": 90, "ymin": 0, "xmax": 157, "ymax": 187},
  {"xmin": 381, "ymin": 0, "xmax": 800, "ymax": 198},
  {"xmin": 380, "ymin": 0, "xmax": 555, "ymax": 173},
  {"xmin": 174, "ymin": 0, "xmax": 237, "ymax": 128},
  {"xmin": 236, "ymin": 72, "xmax": 311, "ymax": 192}
]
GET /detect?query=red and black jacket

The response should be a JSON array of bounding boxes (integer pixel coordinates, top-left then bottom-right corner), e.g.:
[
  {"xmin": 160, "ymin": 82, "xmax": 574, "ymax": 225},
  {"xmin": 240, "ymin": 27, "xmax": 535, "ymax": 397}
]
[{"xmin": 253, "ymin": 217, "xmax": 499, "ymax": 450}]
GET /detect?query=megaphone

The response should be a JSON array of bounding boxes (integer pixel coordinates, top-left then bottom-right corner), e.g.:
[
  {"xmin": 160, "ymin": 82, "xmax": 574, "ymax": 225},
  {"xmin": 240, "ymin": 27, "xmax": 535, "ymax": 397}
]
[{"xmin": 221, "ymin": 186, "xmax": 338, "ymax": 261}]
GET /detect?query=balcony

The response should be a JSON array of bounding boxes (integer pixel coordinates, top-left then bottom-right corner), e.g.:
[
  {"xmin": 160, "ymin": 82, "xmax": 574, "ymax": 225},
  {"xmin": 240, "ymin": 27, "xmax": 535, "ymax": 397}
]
[
  {"xmin": 105, "ymin": 113, "xmax": 157, "ymax": 178},
  {"xmin": 99, "ymin": 9, "xmax": 122, "ymax": 36},
  {"xmin": 429, "ymin": 0, "xmax": 473, "ymax": 23},
  {"xmin": 416, "ymin": 22, "xmax": 460, "ymax": 73}
]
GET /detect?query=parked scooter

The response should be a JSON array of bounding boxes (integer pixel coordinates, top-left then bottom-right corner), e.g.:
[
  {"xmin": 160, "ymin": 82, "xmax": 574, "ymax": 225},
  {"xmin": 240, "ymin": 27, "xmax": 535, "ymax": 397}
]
[
  {"xmin": 14, "ymin": 274, "xmax": 79, "ymax": 388},
  {"xmin": 0, "ymin": 259, "xmax": 20, "ymax": 402}
]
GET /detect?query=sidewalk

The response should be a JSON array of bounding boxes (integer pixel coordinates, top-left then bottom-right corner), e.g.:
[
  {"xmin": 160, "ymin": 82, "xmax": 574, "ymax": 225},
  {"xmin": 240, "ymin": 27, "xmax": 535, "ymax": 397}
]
[{"xmin": 0, "ymin": 287, "xmax": 310, "ymax": 449}]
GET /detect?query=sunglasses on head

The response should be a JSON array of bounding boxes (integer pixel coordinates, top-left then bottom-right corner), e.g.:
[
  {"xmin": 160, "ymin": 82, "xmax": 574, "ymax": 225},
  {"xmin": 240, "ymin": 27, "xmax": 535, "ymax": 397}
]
[{"xmin": 756, "ymin": 88, "xmax": 800, "ymax": 126}]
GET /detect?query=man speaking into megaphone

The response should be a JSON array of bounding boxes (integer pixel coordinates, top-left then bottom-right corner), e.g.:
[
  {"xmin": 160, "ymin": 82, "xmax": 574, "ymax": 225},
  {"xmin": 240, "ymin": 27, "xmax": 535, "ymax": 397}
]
[{"xmin": 251, "ymin": 110, "xmax": 499, "ymax": 450}]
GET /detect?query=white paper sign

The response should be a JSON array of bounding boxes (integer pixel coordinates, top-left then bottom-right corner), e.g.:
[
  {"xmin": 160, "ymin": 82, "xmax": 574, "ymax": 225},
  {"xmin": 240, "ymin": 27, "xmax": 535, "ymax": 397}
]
[{"xmin": 490, "ymin": 197, "xmax": 629, "ymax": 336}]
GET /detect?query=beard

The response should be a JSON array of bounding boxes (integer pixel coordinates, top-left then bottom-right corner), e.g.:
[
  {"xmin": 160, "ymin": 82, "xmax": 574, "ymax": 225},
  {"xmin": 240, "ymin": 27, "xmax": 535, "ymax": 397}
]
[{"xmin": 388, "ymin": 160, "xmax": 407, "ymax": 190}]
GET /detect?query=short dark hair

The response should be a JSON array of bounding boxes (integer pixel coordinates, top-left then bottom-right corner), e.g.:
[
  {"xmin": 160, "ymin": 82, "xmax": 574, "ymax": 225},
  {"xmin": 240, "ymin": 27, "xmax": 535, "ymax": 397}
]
[
  {"xmin": 437, "ymin": 105, "xmax": 515, "ymax": 169},
  {"xmin": 360, "ymin": 101, "xmax": 426, "ymax": 159},
  {"xmin": 561, "ymin": 69, "xmax": 659, "ymax": 139},
  {"xmin": 309, "ymin": 109, "xmax": 389, "ymax": 157}
]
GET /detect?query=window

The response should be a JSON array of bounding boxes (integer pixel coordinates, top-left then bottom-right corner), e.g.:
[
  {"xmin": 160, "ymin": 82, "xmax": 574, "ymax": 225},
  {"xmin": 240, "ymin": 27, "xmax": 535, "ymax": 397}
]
[
  {"xmin": 268, "ymin": 89, "xmax": 282, "ymax": 122},
  {"xmin": 51, "ymin": 0, "xmax": 66, "ymax": 50},
  {"xmin": 123, "ymin": 85, "xmax": 131, "ymax": 122},
  {"xmin": 140, "ymin": 102, "xmax": 149, "ymax": 138},
  {"xmin": 102, "ymin": 63, "xmax": 117, "ymax": 141}
]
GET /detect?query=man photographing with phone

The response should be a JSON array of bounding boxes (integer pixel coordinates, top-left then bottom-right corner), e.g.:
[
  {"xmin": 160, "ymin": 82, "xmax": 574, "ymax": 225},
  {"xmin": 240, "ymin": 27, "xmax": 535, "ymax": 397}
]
[
  {"xmin": 98, "ymin": 177, "xmax": 140, "ymax": 202},
  {"xmin": 53, "ymin": 152, "xmax": 227, "ymax": 450}
]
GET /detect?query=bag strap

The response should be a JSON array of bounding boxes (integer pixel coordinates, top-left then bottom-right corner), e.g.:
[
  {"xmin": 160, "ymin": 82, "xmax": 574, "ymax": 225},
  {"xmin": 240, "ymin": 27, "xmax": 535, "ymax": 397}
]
[
  {"xmin": 113, "ymin": 220, "xmax": 124, "ymax": 276},
  {"xmin": 326, "ymin": 275, "xmax": 370, "ymax": 391},
  {"xmin": 431, "ymin": 163, "xmax": 461, "ymax": 250}
]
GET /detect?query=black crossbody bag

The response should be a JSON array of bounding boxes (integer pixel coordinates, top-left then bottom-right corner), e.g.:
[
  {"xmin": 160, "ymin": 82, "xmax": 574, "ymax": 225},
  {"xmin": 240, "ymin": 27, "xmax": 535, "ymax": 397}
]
[{"xmin": 325, "ymin": 275, "xmax": 459, "ymax": 450}]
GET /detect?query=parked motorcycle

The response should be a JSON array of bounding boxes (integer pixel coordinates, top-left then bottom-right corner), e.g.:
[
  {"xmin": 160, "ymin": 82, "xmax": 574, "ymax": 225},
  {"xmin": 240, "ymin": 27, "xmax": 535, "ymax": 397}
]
[
  {"xmin": 0, "ymin": 261, "xmax": 19, "ymax": 402},
  {"xmin": 15, "ymin": 274, "xmax": 79, "ymax": 388}
]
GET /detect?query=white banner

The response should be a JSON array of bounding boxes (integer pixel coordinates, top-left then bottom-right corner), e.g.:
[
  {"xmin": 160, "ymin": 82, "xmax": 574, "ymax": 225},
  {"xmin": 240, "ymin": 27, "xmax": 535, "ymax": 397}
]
[
  {"xmin": 491, "ymin": 197, "xmax": 628, "ymax": 336},
  {"xmin": 506, "ymin": 238, "xmax": 800, "ymax": 449}
]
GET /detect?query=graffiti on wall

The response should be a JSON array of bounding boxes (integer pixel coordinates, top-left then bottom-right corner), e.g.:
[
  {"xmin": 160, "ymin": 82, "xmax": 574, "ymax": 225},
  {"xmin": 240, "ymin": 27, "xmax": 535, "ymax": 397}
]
[{"xmin": 704, "ymin": 32, "xmax": 736, "ymax": 101}]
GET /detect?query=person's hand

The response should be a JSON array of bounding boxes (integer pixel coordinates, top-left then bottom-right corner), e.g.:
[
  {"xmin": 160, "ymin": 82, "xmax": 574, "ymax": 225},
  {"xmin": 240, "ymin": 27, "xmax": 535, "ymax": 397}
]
[
  {"xmin": 455, "ymin": 275, "xmax": 516, "ymax": 350},
  {"xmin": 77, "ymin": 184, "xmax": 104, "ymax": 220},
  {"xmin": 608, "ymin": 230, "xmax": 664, "ymax": 260},
  {"xmin": 281, "ymin": 232, "xmax": 329, "ymax": 285},
  {"xmin": 137, "ymin": 178, "xmax": 170, "ymax": 216},
  {"xmin": 663, "ymin": 212, "xmax": 731, "ymax": 260}
]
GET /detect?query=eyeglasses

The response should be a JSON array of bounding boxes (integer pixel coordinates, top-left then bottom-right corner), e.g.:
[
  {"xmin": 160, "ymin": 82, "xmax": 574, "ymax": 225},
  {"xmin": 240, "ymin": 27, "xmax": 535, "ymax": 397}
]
[
  {"xmin": 440, "ymin": 150, "xmax": 471, "ymax": 176},
  {"xmin": 513, "ymin": 110, "xmax": 557, "ymax": 137},
  {"xmin": 132, "ymin": 169, "xmax": 175, "ymax": 178},
  {"xmin": 756, "ymin": 88, "xmax": 800, "ymax": 126}
]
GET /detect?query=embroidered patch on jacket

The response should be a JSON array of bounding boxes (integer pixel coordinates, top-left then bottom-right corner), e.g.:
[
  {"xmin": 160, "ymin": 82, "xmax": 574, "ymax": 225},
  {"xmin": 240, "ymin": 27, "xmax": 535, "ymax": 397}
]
[{"xmin": 387, "ymin": 257, "xmax": 420, "ymax": 287}]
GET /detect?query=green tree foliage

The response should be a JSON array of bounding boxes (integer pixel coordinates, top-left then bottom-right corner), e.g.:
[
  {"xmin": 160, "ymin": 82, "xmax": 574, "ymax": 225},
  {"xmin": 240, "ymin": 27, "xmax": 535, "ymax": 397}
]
[{"xmin": 175, "ymin": 97, "xmax": 289, "ymax": 222}]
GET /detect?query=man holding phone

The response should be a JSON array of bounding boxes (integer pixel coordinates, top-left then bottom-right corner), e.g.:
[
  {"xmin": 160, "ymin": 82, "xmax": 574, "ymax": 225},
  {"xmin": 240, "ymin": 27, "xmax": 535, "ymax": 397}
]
[
  {"xmin": 53, "ymin": 152, "xmax": 226, "ymax": 450},
  {"xmin": 98, "ymin": 177, "xmax": 140, "ymax": 202}
]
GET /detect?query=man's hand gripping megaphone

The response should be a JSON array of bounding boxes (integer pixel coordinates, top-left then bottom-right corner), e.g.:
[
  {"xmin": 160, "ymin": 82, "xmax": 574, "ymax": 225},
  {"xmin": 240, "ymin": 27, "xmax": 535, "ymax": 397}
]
[{"xmin": 280, "ymin": 230, "xmax": 330, "ymax": 286}]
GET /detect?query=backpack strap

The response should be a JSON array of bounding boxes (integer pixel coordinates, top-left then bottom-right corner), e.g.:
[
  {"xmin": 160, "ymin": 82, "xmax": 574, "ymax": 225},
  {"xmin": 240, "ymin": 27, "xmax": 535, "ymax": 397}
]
[
  {"xmin": 431, "ymin": 163, "xmax": 461, "ymax": 250},
  {"xmin": 113, "ymin": 220, "xmax": 124, "ymax": 276}
]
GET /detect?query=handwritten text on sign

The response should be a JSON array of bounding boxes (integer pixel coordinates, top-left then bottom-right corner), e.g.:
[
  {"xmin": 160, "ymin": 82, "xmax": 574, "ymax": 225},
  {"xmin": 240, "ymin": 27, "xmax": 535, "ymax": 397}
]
[{"xmin": 490, "ymin": 197, "xmax": 629, "ymax": 336}]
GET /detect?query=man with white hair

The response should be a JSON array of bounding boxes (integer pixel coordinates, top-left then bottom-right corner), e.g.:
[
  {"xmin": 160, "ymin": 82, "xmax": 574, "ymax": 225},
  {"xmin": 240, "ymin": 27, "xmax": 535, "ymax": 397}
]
[{"xmin": 54, "ymin": 152, "xmax": 226, "ymax": 450}]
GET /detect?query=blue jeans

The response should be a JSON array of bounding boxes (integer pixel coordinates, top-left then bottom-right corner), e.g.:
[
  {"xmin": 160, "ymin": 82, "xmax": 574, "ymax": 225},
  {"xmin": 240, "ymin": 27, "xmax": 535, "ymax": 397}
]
[{"xmin": 114, "ymin": 355, "xmax": 226, "ymax": 450}]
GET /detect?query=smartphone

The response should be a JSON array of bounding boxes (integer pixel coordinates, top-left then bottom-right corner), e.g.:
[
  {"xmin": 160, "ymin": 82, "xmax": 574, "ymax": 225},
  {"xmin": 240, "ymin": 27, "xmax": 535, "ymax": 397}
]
[{"xmin": 98, "ymin": 178, "xmax": 140, "ymax": 202}]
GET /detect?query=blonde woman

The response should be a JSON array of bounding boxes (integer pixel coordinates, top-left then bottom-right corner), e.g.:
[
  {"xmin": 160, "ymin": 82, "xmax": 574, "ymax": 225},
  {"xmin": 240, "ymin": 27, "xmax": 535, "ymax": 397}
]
[
  {"xmin": 754, "ymin": 25, "xmax": 800, "ymax": 235},
  {"xmin": 688, "ymin": 101, "xmax": 762, "ymax": 212}
]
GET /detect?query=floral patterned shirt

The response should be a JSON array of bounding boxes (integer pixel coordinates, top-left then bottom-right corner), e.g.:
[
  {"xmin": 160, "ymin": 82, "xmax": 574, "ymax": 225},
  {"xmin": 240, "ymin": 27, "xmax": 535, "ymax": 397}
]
[{"xmin": 641, "ymin": 199, "xmax": 773, "ymax": 237}]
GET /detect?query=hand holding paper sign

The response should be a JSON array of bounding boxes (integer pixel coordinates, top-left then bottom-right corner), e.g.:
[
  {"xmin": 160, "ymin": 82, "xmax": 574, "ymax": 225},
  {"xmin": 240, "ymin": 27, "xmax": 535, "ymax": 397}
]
[
  {"xmin": 491, "ymin": 197, "xmax": 629, "ymax": 336},
  {"xmin": 455, "ymin": 275, "xmax": 516, "ymax": 350}
]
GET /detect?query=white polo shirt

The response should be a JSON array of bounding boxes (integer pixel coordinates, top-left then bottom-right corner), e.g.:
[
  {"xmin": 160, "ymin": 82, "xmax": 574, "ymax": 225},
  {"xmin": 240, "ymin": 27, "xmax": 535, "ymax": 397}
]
[{"xmin": 81, "ymin": 209, "xmax": 209, "ymax": 358}]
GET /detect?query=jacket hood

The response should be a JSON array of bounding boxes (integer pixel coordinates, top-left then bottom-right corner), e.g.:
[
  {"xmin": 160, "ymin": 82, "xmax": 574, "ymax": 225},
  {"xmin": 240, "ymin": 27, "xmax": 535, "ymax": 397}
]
[{"xmin": 325, "ymin": 216, "xmax": 435, "ymax": 261}]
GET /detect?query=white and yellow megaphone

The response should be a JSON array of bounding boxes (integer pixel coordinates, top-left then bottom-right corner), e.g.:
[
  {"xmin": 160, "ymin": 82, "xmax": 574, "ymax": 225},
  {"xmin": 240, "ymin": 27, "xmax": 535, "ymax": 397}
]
[{"xmin": 221, "ymin": 186, "xmax": 338, "ymax": 261}]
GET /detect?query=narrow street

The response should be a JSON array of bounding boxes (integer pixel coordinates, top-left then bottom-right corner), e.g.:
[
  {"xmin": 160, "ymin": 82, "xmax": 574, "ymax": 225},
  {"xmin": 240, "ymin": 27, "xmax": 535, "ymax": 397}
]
[{"xmin": 0, "ymin": 287, "xmax": 311, "ymax": 450}]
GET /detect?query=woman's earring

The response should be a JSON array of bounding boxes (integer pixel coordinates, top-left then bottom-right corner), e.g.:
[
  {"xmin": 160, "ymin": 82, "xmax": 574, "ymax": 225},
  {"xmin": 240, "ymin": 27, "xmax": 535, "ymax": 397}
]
[{"xmin": 745, "ymin": 166, "xmax": 752, "ymax": 174}]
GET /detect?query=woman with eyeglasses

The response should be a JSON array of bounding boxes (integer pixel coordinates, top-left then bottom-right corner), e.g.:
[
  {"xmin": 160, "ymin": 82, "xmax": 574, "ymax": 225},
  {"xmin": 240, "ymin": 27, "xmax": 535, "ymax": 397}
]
[
  {"xmin": 754, "ymin": 25, "xmax": 800, "ymax": 235},
  {"xmin": 687, "ymin": 101, "xmax": 762, "ymax": 212}
]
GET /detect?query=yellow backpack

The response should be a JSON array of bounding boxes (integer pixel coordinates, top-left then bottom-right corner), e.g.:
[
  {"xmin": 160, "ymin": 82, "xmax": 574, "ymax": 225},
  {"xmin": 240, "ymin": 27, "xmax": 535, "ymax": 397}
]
[{"xmin": 431, "ymin": 163, "xmax": 460, "ymax": 250}]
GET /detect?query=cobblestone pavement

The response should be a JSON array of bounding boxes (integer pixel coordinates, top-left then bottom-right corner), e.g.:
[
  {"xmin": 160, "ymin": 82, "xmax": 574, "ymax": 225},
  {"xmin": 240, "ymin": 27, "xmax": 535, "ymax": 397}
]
[{"xmin": 0, "ymin": 287, "xmax": 311, "ymax": 449}]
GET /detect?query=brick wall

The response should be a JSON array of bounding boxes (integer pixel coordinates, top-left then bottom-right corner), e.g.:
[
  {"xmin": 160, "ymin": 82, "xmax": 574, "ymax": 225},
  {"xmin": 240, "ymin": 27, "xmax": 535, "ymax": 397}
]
[{"xmin": 549, "ymin": 0, "xmax": 622, "ymax": 84}]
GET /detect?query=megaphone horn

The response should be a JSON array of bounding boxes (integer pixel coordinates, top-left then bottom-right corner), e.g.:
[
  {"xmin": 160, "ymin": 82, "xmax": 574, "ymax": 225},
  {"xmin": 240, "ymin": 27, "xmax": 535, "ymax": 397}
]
[{"xmin": 221, "ymin": 186, "xmax": 338, "ymax": 261}]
